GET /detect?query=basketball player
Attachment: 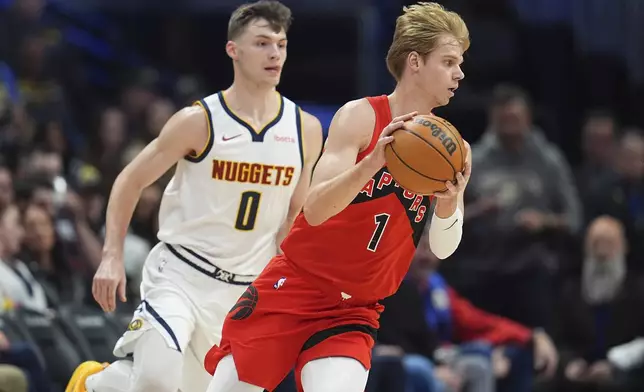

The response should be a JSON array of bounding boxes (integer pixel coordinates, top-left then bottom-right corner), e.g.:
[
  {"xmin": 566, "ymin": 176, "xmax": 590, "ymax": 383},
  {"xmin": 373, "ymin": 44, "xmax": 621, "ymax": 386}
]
[
  {"xmin": 65, "ymin": 2, "xmax": 323, "ymax": 392},
  {"xmin": 203, "ymin": 3, "xmax": 471, "ymax": 392}
]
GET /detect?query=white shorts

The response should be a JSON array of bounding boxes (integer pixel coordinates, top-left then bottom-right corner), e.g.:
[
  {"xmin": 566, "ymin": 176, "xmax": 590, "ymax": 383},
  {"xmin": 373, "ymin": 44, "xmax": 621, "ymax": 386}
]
[{"xmin": 113, "ymin": 242, "xmax": 253, "ymax": 392}]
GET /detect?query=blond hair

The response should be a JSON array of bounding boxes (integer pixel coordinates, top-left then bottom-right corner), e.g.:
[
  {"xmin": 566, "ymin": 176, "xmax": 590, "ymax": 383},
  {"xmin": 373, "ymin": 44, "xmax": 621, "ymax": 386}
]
[{"xmin": 386, "ymin": 2, "xmax": 470, "ymax": 81}]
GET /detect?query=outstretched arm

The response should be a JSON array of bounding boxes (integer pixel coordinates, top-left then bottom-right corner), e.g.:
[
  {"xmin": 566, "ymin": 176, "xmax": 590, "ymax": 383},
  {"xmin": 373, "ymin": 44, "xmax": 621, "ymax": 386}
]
[{"xmin": 94, "ymin": 104, "xmax": 210, "ymax": 312}]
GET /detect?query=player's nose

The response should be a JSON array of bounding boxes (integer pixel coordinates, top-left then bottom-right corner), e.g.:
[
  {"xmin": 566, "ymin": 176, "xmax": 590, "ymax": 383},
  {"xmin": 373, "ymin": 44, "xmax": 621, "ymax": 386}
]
[
  {"xmin": 268, "ymin": 44, "xmax": 281, "ymax": 60},
  {"xmin": 455, "ymin": 66, "xmax": 465, "ymax": 81}
]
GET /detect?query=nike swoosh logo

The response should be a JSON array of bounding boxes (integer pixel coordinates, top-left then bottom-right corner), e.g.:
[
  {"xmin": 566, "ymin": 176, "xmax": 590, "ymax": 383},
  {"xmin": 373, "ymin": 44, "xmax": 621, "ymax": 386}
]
[
  {"xmin": 222, "ymin": 134, "xmax": 241, "ymax": 142},
  {"xmin": 444, "ymin": 218, "xmax": 459, "ymax": 230}
]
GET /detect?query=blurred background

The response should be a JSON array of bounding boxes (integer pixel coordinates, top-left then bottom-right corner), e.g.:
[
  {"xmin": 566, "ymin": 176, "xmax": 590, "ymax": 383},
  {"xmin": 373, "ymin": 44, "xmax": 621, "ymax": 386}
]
[{"xmin": 0, "ymin": 0, "xmax": 643, "ymax": 391}]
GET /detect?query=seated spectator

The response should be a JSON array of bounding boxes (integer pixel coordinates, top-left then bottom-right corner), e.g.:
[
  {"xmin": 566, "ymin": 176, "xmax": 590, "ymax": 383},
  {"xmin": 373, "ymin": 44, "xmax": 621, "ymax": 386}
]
[
  {"xmin": 0, "ymin": 329, "xmax": 50, "ymax": 392},
  {"xmin": 20, "ymin": 203, "xmax": 86, "ymax": 307},
  {"xmin": 0, "ymin": 288, "xmax": 52, "ymax": 392},
  {"xmin": 367, "ymin": 348, "xmax": 409, "ymax": 392},
  {"xmin": 555, "ymin": 216, "xmax": 644, "ymax": 392},
  {"xmin": 378, "ymin": 279, "xmax": 492, "ymax": 392},
  {"xmin": 378, "ymin": 233, "xmax": 558, "ymax": 392},
  {"xmin": 584, "ymin": 130, "xmax": 644, "ymax": 272},
  {"xmin": 16, "ymin": 174, "xmax": 102, "ymax": 276},
  {"xmin": 444, "ymin": 84, "xmax": 581, "ymax": 332},
  {"xmin": 0, "ymin": 163, "xmax": 13, "ymax": 214},
  {"xmin": 0, "ymin": 204, "xmax": 48, "ymax": 312},
  {"xmin": 575, "ymin": 109, "xmax": 617, "ymax": 197}
]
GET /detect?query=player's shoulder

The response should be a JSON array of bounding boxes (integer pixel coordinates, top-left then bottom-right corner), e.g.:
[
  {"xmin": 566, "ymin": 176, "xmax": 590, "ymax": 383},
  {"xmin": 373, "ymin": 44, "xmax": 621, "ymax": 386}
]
[
  {"xmin": 338, "ymin": 98, "xmax": 375, "ymax": 120},
  {"xmin": 327, "ymin": 98, "xmax": 376, "ymax": 142},
  {"xmin": 299, "ymin": 109, "xmax": 322, "ymax": 133},
  {"xmin": 293, "ymin": 109, "xmax": 324, "ymax": 162},
  {"xmin": 161, "ymin": 105, "xmax": 208, "ymax": 134},
  {"xmin": 332, "ymin": 98, "xmax": 376, "ymax": 130},
  {"xmin": 156, "ymin": 104, "xmax": 210, "ymax": 153}
]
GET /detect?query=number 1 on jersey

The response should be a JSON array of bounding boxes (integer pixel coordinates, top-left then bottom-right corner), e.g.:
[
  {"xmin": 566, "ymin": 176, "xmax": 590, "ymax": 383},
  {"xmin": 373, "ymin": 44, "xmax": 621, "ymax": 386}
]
[
  {"xmin": 367, "ymin": 213, "xmax": 390, "ymax": 252},
  {"xmin": 235, "ymin": 191, "xmax": 261, "ymax": 231}
]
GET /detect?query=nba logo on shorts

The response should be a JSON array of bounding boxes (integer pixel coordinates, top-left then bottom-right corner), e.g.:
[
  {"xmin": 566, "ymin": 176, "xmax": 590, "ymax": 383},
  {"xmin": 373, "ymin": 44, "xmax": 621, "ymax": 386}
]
[{"xmin": 273, "ymin": 277, "xmax": 286, "ymax": 290}]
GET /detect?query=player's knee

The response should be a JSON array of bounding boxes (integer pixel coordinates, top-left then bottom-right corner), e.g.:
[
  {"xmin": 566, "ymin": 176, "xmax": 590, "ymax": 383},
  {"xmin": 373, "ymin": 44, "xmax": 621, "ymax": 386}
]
[
  {"xmin": 300, "ymin": 357, "xmax": 369, "ymax": 392},
  {"xmin": 131, "ymin": 330, "xmax": 184, "ymax": 392}
]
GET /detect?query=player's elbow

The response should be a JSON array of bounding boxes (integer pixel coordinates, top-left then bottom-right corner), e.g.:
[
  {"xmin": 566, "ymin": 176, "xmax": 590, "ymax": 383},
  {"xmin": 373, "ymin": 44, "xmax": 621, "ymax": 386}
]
[{"xmin": 114, "ymin": 166, "xmax": 146, "ymax": 195}]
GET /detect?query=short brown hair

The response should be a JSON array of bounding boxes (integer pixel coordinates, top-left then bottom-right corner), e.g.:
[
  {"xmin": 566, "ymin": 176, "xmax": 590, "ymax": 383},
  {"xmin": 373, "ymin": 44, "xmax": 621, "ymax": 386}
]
[
  {"xmin": 227, "ymin": 1, "xmax": 292, "ymax": 40},
  {"xmin": 490, "ymin": 83, "xmax": 532, "ymax": 112},
  {"xmin": 386, "ymin": 2, "xmax": 470, "ymax": 81}
]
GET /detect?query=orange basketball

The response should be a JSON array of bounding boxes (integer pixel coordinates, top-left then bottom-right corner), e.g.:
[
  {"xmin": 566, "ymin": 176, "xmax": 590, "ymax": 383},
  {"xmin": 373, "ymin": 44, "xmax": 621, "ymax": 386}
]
[{"xmin": 384, "ymin": 114, "xmax": 465, "ymax": 195}]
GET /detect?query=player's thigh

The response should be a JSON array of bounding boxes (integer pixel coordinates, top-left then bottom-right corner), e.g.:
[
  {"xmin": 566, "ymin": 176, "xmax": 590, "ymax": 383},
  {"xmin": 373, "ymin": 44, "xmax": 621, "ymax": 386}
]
[
  {"xmin": 296, "ymin": 328, "xmax": 377, "ymax": 375},
  {"xmin": 300, "ymin": 357, "xmax": 369, "ymax": 392},
  {"xmin": 206, "ymin": 355, "xmax": 264, "ymax": 392},
  {"xmin": 181, "ymin": 341, "xmax": 212, "ymax": 392},
  {"xmin": 113, "ymin": 285, "xmax": 197, "ymax": 358},
  {"xmin": 182, "ymin": 325, "xmax": 227, "ymax": 392},
  {"xmin": 295, "ymin": 329, "xmax": 376, "ymax": 392},
  {"xmin": 115, "ymin": 245, "xmax": 199, "ymax": 357},
  {"xmin": 183, "ymin": 282, "xmax": 249, "ymax": 392},
  {"xmin": 205, "ymin": 259, "xmax": 325, "ymax": 391},
  {"xmin": 195, "ymin": 280, "xmax": 250, "ymax": 347},
  {"xmin": 130, "ymin": 328, "xmax": 185, "ymax": 392}
]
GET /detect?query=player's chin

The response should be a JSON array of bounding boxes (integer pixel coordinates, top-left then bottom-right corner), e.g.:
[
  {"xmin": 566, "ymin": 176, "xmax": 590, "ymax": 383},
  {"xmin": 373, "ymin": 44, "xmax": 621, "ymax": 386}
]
[
  {"xmin": 264, "ymin": 75, "xmax": 282, "ymax": 86},
  {"xmin": 435, "ymin": 95, "xmax": 451, "ymax": 107}
]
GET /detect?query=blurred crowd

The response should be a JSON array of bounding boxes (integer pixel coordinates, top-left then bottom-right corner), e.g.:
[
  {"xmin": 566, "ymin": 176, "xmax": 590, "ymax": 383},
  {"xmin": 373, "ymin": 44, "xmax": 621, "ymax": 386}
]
[
  {"xmin": 369, "ymin": 85, "xmax": 644, "ymax": 392},
  {"xmin": 1, "ymin": 0, "xmax": 644, "ymax": 391}
]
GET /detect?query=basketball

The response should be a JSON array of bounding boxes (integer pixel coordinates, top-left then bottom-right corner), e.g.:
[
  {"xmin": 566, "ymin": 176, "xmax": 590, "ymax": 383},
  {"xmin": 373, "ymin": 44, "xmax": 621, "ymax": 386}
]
[{"xmin": 384, "ymin": 114, "xmax": 465, "ymax": 195}]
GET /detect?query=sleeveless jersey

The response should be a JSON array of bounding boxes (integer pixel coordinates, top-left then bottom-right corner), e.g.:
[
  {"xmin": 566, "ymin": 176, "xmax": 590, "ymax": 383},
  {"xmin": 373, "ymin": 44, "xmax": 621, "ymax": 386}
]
[
  {"xmin": 157, "ymin": 91, "xmax": 304, "ymax": 275},
  {"xmin": 281, "ymin": 95, "xmax": 433, "ymax": 302}
]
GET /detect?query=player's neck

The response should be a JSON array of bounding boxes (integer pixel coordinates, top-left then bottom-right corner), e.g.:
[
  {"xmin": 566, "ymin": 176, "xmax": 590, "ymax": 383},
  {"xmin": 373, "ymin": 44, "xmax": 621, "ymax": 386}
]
[
  {"xmin": 224, "ymin": 81, "xmax": 279, "ymax": 120},
  {"xmin": 388, "ymin": 83, "xmax": 437, "ymax": 117}
]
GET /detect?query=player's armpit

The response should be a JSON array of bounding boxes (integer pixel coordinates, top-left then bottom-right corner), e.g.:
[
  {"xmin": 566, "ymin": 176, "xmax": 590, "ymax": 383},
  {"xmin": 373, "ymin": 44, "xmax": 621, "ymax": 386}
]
[
  {"xmin": 303, "ymin": 99, "xmax": 377, "ymax": 226},
  {"xmin": 185, "ymin": 100, "xmax": 214, "ymax": 161},
  {"xmin": 289, "ymin": 110, "xmax": 323, "ymax": 211},
  {"xmin": 276, "ymin": 110, "xmax": 324, "ymax": 252}
]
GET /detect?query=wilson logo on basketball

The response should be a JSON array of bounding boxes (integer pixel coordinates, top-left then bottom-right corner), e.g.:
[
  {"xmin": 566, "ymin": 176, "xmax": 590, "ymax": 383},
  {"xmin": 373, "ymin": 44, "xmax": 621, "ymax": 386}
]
[
  {"xmin": 413, "ymin": 118, "xmax": 457, "ymax": 156},
  {"xmin": 274, "ymin": 135, "xmax": 296, "ymax": 143}
]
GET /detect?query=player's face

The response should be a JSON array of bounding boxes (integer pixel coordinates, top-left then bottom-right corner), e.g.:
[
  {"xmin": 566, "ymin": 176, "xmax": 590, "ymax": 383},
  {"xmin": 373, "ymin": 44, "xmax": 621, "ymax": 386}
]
[
  {"xmin": 228, "ymin": 19, "xmax": 287, "ymax": 87},
  {"xmin": 416, "ymin": 35, "xmax": 464, "ymax": 107},
  {"xmin": 490, "ymin": 99, "xmax": 531, "ymax": 142}
]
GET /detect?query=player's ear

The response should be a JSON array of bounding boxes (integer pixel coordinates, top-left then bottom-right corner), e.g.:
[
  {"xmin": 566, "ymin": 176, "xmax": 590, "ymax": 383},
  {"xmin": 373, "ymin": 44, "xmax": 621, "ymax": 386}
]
[
  {"xmin": 225, "ymin": 40, "xmax": 238, "ymax": 60},
  {"xmin": 407, "ymin": 51, "xmax": 421, "ymax": 72}
]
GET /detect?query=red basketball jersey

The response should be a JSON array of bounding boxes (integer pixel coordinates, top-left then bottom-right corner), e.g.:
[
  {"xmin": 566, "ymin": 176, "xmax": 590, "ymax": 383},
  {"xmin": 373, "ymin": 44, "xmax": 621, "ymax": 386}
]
[{"xmin": 281, "ymin": 95, "xmax": 433, "ymax": 302}]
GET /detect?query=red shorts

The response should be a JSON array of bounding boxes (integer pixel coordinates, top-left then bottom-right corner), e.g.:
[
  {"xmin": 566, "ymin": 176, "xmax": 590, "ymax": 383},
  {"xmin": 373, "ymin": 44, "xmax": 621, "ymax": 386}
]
[{"xmin": 204, "ymin": 255, "xmax": 382, "ymax": 391}]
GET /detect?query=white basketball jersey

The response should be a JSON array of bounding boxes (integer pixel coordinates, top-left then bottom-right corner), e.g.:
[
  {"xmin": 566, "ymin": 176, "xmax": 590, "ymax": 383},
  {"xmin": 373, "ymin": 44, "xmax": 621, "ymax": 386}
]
[{"xmin": 156, "ymin": 91, "xmax": 304, "ymax": 276}]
